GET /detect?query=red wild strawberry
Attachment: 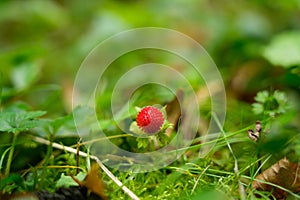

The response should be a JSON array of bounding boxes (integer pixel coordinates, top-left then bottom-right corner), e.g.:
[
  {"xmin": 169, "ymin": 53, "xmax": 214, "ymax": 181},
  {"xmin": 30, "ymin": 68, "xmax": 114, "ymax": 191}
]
[{"xmin": 136, "ymin": 106, "xmax": 164, "ymax": 134}]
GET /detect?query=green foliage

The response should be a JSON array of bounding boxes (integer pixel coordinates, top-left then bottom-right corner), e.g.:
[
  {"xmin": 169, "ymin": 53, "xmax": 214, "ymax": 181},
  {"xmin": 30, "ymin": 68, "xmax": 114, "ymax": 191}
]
[
  {"xmin": 130, "ymin": 122, "xmax": 172, "ymax": 150},
  {"xmin": 258, "ymin": 112, "xmax": 298, "ymax": 158},
  {"xmin": 0, "ymin": 110, "xmax": 46, "ymax": 133},
  {"xmin": 0, "ymin": 103, "xmax": 46, "ymax": 177},
  {"xmin": 55, "ymin": 172, "xmax": 86, "ymax": 188},
  {"xmin": 136, "ymin": 137, "xmax": 149, "ymax": 149},
  {"xmin": 252, "ymin": 90, "xmax": 288, "ymax": 118},
  {"xmin": 263, "ymin": 31, "xmax": 300, "ymax": 68},
  {"xmin": 129, "ymin": 121, "xmax": 145, "ymax": 136},
  {"xmin": 155, "ymin": 132, "xmax": 170, "ymax": 147},
  {"xmin": 0, "ymin": 1, "xmax": 300, "ymax": 199},
  {"xmin": 190, "ymin": 189, "xmax": 224, "ymax": 200},
  {"xmin": 0, "ymin": 173, "xmax": 25, "ymax": 194}
]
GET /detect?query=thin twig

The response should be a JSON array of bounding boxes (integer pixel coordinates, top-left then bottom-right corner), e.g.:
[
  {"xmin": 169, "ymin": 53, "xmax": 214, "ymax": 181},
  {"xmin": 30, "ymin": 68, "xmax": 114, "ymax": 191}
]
[
  {"xmin": 76, "ymin": 139, "xmax": 81, "ymax": 175},
  {"xmin": 191, "ymin": 164, "xmax": 210, "ymax": 194},
  {"xmin": 212, "ymin": 112, "xmax": 246, "ymax": 200},
  {"xmin": 30, "ymin": 135, "xmax": 140, "ymax": 200},
  {"xmin": 70, "ymin": 134, "xmax": 131, "ymax": 148}
]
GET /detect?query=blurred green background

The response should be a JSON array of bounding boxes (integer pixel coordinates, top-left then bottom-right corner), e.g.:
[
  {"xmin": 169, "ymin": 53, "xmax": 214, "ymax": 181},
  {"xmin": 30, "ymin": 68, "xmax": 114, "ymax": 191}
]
[
  {"xmin": 1, "ymin": 0, "xmax": 300, "ymax": 160},
  {"xmin": 0, "ymin": 0, "xmax": 300, "ymax": 198},
  {"xmin": 1, "ymin": 0, "xmax": 299, "ymax": 115}
]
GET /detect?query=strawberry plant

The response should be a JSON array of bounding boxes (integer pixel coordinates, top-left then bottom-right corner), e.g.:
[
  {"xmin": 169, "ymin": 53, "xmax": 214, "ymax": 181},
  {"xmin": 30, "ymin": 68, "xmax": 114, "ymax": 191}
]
[{"xmin": 1, "ymin": 1, "xmax": 300, "ymax": 200}]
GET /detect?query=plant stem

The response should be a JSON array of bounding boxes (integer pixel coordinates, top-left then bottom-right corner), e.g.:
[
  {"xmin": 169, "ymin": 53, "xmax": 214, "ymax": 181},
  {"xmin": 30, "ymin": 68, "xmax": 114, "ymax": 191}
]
[
  {"xmin": 30, "ymin": 135, "xmax": 140, "ymax": 200},
  {"xmin": 5, "ymin": 131, "xmax": 19, "ymax": 176},
  {"xmin": 40, "ymin": 134, "xmax": 53, "ymax": 188},
  {"xmin": 212, "ymin": 112, "xmax": 246, "ymax": 200}
]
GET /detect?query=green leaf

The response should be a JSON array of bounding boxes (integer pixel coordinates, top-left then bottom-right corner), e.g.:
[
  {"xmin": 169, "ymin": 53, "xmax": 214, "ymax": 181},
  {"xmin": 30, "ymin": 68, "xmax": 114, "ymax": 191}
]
[
  {"xmin": 129, "ymin": 121, "xmax": 147, "ymax": 136},
  {"xmin": 156, "ymin": 132, "xmax": 169, "ymax": 147},
  {"xmin": 136, "ymin": 137, "xmax": 149, "ymax": 149},
  {"xmin": 33, "ymin": 113, "xmax": 76, "ymax": 137},
  {"xmin": 263, "ymin": 31, "xmax": 300, "ymax": 67},
  {"xmin": 0, "ymin": 173, "xmax": 25, "ymax": 193},
  {"xmin": 254, "ymin": 90, "xmax": 269, "ymax": 103},
  {"xmin": 46, "ymin": 114, "xmax": 73, "ymax": 135},
  {"xmin": 34, "ymin": 106, "xmax": 109, "ymax": 137},
  {"xmin": 252, "ymin": 90, "xmax": 288, "ymax": 117},
  {"xmin": 20, "ymin": 111, "xmax": 47, "ymax": 120},
  {"xmin": 55, "ymin": 172, "xmax": 86, "ymax": 188},
  {"xmin": 5, "ymin": 102, "xmax": 32, "ymax": 112},
  {"xmin": 273, "ymin": 90, "xmax": 287, "ymax": 104},
  {"xmin": 0, "ymin": 114, "xmax": 14, "ymax": 132},
  {"xmin": 0, "ymin": 110, "xmax": 46, "ymax": 133}
]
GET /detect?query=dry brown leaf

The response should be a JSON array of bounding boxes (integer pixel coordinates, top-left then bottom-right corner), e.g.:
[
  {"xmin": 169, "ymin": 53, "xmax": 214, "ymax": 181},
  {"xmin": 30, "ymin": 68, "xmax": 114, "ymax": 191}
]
[
  {"xmin": 252, "ymin": 157, "xmax": 300, "ymax": 199},
  {"xmin": 70, "ymin": 163, "xmax": 107, "ymax": 200},
  {"xmin": 83, "ymin": 164, "xmax": 107, "ymax": 200}
]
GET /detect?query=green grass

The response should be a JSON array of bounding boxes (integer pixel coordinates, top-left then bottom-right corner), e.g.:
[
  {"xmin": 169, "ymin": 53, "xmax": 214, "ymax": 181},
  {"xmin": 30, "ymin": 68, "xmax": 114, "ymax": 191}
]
[{"xmin": 1, "ymin": 1, "xmax": 300, "ymax": 199}]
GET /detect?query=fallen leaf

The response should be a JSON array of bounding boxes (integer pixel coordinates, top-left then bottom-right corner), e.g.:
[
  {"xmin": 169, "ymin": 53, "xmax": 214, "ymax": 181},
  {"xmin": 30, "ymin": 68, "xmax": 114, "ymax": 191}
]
[
  {"xmin": 84, "ymin": 163, "xmax": 107, "ymax": 200},
  {"xmin": 252, "ymin": 157, "xmax": 300, "ymax": 199}
]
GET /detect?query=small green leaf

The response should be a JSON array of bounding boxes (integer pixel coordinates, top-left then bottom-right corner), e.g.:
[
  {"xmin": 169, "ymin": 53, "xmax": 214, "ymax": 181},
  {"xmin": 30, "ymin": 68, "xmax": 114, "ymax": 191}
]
[
  {"xmin": 134, "ymin": 106, "xmax": 142, "ymax": 113},
  {"xmin": 254, "ymin": 90, "xmax": 269, "ymax": 103},
  {"xmin": 0, "ymin": 116, "xmax": 14, "ymax": 132},
  {"xmin": 4, "ymin": 101, "xmax": 32, "ymax": 112},
  {"xmin": 55, "ymin": 172, "xmax": 86, "ymax": 188},
  {"xmin": 129, "ymin": 121, "xmax": 147, "ymax": 136},
  {"xmin": 22, "ymin": 111, "xmax": 47, "ymax": 119},
  {"xmin": 136, "ymin": 137, "xmax": 149, "ymax": 149},
  {"xmin": 0, "ymin": 110, "xmax": 46, "ymax": 133},
  {"xmin": 156, "ymin": 132, "xmax": 169, "ymax": 147},
  {"xmin": 252, "ymin": 90, "xmax": 288, "ymax": 117},
  {"xmin": 273, "ymin": 90, "xmax": 287, "ymax": 103},
  {"xmin": 263, "ymin": 31, "xmax": 300, "ymax": 67},
  {"xmin": 0, "ymin": 173, "xmax": 25, "ymax": 193},
  {"xmin": 50, "ymin": 114, "xmax": 73, "ymax": 134}
]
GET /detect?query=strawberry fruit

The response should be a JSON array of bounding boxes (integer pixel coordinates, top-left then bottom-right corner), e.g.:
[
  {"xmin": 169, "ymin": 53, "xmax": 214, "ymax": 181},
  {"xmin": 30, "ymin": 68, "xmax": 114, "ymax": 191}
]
[{"xmin": 136, "ymin": 106, "xmax": 164, "ymax": 134}]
